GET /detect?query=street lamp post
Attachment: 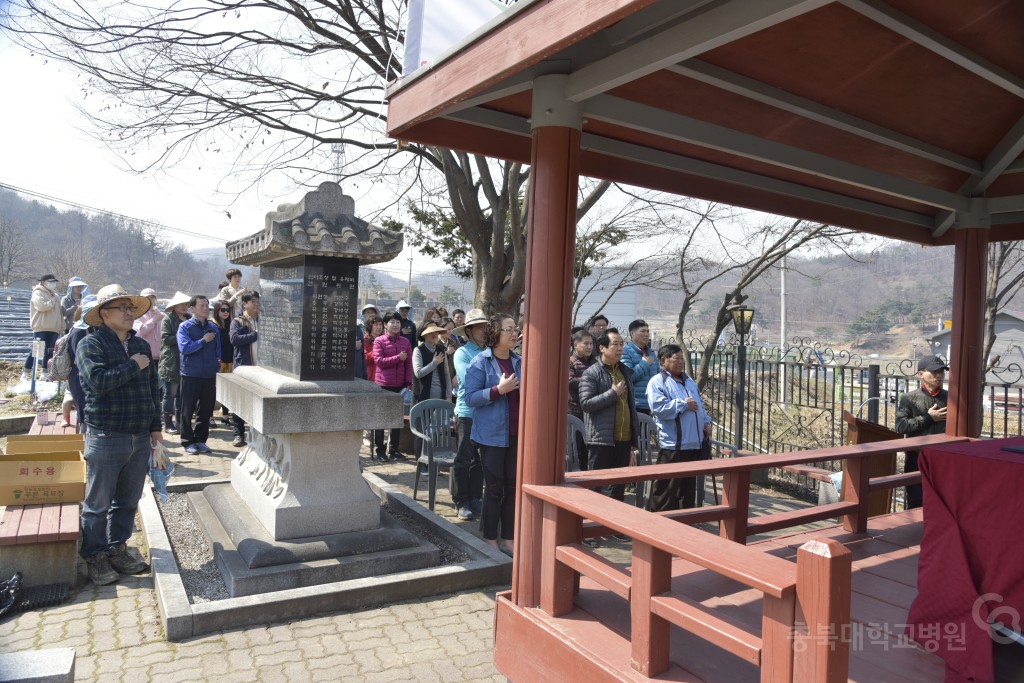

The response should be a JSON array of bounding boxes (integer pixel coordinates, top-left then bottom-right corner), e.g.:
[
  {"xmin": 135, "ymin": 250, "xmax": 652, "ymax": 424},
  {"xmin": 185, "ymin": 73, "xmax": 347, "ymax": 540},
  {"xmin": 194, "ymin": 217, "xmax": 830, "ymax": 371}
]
[{"xmin": 730, "ymin": 305, "xmax": 755, "ymax": 453}]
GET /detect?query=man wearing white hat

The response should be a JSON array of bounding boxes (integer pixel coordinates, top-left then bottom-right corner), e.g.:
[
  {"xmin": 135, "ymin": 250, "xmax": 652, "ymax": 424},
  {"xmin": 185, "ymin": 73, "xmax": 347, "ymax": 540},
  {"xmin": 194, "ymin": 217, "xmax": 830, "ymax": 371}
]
[
  {"xmin": 76, "ymin": 284, "xmax": 161, "ymax": 585},
  {"xmin": 158, "ymin": 291, "xmax": 191, "ymax": 434},
  {"xmin": 396, "ymin": 300, "xmax": 417, "ymax": 349}
]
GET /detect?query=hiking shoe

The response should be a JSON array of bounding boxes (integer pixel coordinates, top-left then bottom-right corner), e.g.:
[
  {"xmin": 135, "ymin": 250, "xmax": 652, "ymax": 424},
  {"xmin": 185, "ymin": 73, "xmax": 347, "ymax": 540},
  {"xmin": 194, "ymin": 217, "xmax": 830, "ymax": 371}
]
[
  {"xmin": 85, "ymin": 552, "xmax": 120, "ymax": 585},
  {"xmin": 388, "ymin": 450, "xmax": 407, "ymax": 461},
  {"xmin": 469, "ymin": 498, "xmax": 483, "ymax": 515},
  {"xmin": 457, "ymin": 506, "xmax": 476, "ymax": 521},
  {"xmin": 581, "ymin": 538, "xmax": 600, "ymax": 549},
  {"xmin": 232, "ymin": 436, "xmax": 246, "ymax": 447},
  {"xmin": 108, "ymin": 544, "xmax": 148, "ymax": 575},
  {"xmin": 196, "ymin": 443, "xmax": 212, "ymax": 454},
  {"xmin": 184, "ymin": 444, "xmax": 200, "ymax": 454},
  {"xmin": 611, "ymin": 534, "xmax": 630, "ymax": 542},
  {"xmin": 165, "ymin": 425, "xmax": 180, "ymax": 435}
]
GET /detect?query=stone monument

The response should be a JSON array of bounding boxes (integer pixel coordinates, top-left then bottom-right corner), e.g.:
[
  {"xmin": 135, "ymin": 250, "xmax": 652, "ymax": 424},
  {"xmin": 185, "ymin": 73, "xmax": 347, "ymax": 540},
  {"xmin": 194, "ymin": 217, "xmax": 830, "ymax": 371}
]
[{"xmin": 195, "ymin": 182, "xmax": 438, "ymax": 596}]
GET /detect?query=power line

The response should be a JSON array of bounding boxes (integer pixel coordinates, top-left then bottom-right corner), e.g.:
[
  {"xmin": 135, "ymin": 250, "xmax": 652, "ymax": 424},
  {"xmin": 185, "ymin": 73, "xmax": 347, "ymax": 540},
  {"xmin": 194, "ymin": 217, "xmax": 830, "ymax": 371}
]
[{"xmin": 0, "ymin": 179, "xmax": 228, "ymax": 243}]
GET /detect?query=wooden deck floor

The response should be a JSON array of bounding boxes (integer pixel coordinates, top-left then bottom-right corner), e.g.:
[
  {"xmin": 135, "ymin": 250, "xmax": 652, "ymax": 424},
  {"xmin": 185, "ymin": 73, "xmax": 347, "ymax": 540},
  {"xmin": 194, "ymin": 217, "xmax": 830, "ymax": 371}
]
[{"xmin": 500, "ymin": 509, "xmax": 946, "ymax": 682}]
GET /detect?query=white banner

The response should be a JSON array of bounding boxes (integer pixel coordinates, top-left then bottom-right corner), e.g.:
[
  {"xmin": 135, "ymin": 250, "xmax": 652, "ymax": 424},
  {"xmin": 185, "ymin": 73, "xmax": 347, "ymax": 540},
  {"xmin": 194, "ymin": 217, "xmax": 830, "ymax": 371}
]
[{"xmin": 404, "ymin": 0, "xmax": 507, "ymax": 75}]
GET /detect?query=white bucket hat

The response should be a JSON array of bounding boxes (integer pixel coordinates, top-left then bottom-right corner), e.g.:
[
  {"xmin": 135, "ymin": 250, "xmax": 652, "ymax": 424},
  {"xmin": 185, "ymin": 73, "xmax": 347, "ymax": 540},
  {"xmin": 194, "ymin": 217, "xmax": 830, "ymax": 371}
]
[{"xmin": 396, "ymin": 299, "xmax": 411, "ymax": 310}]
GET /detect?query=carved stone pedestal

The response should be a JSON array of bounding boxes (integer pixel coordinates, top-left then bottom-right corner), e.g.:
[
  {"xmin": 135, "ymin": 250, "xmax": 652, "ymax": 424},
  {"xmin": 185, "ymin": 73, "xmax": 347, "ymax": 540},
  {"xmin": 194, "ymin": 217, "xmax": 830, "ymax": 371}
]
[{"xmin": 216, "ymin": 366, "xmax": 402, "ymax": 540}]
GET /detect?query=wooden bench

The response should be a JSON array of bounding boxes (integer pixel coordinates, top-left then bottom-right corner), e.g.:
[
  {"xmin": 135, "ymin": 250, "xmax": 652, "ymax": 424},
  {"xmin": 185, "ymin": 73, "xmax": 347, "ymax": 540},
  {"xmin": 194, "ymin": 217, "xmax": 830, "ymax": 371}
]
[{"xmin": 0, "ymin": 503, "xmax": 80, "ymax": 587}]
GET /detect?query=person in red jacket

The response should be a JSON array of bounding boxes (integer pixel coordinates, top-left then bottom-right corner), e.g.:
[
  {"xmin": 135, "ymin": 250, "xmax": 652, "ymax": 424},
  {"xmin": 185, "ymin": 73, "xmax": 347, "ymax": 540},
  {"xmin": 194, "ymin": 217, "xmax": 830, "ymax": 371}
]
[{"xmin": 372, "ymin": 312, "xmax": 413, "ymax": 462}]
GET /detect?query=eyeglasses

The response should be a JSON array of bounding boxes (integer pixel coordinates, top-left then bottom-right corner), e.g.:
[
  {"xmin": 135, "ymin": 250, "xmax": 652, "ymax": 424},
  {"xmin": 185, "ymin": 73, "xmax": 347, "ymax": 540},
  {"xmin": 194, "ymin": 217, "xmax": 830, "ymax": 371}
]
[
  {"xmin": 103, "ymin": 303, "xmax": 137, "ymax": 314},
  {"xmin": 501, "ymin": 326, "xmax": 520, "ymax": 334}
]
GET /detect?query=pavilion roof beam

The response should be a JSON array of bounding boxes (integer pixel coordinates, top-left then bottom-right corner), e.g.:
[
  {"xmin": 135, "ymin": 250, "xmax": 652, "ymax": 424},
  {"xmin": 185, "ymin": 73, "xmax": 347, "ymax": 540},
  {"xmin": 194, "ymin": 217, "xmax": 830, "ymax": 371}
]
[
  {"xmin": 602, "ymin": 0, "xmax": 718, "ymax": 46},
  {"xmin": 839, "ymin": 0, "xmax": 1024, "ymax": 99},
  {"xmin": 563, "ymin": 0, "xmax": 832, "ymax": 103},
  {"xmin": 932, "ymin": 116, "xmax": 1024, "ymax": 237},
  {"xmin": 442, "ymin": 107, "xmax": 934, "ymax": 229},
  {"xmin": 584, "ymin": 94, "xmax": 971, "ymax": 212},
  {"xmin": 670, "ymin": 60, "xmax": 981, "ymax": 175}
]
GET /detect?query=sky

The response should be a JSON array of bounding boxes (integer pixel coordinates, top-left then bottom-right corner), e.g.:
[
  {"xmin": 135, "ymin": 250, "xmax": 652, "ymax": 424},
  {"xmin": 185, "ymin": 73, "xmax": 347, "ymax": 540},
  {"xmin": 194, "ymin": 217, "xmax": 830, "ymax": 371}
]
[{"xmin": 0, "ymin": 35, "xmax": 449, "ymax": 279}]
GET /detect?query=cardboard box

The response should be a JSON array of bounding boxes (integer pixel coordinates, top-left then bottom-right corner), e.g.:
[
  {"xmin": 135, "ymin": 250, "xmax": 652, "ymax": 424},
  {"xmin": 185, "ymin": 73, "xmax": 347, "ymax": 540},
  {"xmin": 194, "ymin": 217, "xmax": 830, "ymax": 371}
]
[
  {"xmin": 0, "ymin": 450, "xmax": 86, "ymax": 505},
  {"xmin": 6, "ymin": 439, "xmax": 86, "ymax": 456},
  {"xmin": 6, "ymin": 434, "xmax": 84, "ymax": 442}
]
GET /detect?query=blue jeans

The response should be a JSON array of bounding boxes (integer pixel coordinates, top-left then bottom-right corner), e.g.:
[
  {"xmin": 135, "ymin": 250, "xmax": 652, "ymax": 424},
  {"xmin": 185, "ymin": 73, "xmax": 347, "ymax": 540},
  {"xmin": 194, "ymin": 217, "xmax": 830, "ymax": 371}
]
[
  {"xmin": 24, "ymin": 330, "xmax": 59, "ymax": 370},
  {"xmin": 80, "ymin": 429, "xmax": 152, "ymax": 559}
]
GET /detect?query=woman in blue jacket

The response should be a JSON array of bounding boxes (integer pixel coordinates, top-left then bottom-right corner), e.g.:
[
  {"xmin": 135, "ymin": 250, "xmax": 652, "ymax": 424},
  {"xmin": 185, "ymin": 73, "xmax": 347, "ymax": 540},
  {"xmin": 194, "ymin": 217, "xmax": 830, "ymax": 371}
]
[{"xmin": 464, "ymin": 314, "xmax": 521, "ymax": 557}]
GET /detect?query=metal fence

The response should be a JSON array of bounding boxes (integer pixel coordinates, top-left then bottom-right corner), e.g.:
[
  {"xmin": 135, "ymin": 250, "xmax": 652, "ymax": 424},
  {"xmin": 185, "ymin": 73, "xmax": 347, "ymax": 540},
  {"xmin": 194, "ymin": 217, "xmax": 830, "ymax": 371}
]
[{"xmin": 656, "ymin": 334, "xmax": 1024, "ymax": 499}]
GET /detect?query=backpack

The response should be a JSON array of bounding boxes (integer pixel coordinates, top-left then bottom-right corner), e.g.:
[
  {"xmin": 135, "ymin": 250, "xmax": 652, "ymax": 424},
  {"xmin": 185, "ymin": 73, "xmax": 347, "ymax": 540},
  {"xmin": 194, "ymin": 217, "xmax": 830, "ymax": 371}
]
[{"xmin": 49, "ymin": 331, "xmax": 74, "ymax": 381}]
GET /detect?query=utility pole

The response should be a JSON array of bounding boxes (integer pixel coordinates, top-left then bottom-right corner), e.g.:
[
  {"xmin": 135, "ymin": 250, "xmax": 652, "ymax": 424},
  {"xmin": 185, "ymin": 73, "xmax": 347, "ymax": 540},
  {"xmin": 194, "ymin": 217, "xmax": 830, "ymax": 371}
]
[
  {"xmin": 407, "ymin": 255, "xmax": 414, "ymax": 302},
  {"xmin": 780, "ymin": 252, "xmax": 788, "ymax": 405}
]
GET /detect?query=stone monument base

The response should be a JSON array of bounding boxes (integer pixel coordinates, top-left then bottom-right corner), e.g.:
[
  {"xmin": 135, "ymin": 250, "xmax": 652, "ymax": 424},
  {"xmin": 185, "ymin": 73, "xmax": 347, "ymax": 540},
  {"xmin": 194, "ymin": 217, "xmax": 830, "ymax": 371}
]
[{"xmin": 189, "ymin": 484, "xmax": 440, "ymax": 597}]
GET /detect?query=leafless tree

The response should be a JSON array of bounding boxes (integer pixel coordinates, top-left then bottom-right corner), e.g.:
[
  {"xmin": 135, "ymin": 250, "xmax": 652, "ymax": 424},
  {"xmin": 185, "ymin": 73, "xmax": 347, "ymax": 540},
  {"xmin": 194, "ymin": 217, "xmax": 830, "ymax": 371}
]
[
  {"xmin": 0, "ymin": 0, "xmax": 598, "ymax": 313},
  {"xmin": 0, "ymin": 216, "xmax": 31, "ymax": 286},
  {"xmin": 983, "ymin": 241, "xmax": 1024, "ymax": 370},
  {"xmin": 674, "ymin": 217, "xmax": 861, "ymax": 390}
]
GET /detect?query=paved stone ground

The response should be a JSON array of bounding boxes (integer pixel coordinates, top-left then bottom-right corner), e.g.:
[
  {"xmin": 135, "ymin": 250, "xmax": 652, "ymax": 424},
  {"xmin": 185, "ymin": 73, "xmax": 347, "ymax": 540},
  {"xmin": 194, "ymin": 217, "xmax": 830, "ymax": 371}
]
[{"xmin": 0, "ymin": 419, "xmax": 830, "ymax": 682}]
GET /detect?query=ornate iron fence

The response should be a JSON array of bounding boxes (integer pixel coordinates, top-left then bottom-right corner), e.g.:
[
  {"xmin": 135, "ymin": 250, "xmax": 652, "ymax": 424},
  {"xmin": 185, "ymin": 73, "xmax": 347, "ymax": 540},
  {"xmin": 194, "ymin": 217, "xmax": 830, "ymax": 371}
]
[{"xmin": 652, "ymin": 334, "xmax": 1024, "ymax": 499}]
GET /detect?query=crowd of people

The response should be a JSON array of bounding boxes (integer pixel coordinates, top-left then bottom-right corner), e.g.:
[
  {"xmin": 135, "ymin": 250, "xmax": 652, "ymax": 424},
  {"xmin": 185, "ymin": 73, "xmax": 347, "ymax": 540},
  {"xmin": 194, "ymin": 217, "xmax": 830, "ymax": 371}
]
[
  {"xmin": 23, "ymin": 269, "xmax": 262, "ymax": 586},
  {"xmin": 25, "ymin": 266, "xmax": 722, "ymax": 576}
]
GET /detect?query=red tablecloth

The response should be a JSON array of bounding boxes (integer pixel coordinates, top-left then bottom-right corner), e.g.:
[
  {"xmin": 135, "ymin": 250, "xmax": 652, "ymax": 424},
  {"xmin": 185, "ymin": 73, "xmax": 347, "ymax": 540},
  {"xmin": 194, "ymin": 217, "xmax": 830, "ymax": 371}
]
[{"xmin": 906, "ymin": 437, "xmax": 1024, "ymax": 683}]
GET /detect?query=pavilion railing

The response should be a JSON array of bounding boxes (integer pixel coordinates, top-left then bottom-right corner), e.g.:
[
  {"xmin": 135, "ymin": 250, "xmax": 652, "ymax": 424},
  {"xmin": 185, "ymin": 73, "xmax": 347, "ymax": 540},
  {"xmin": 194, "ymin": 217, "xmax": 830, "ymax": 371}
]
[{"xmin": 520, "ymin": 433, "xmax": 969, "ymax": 682}]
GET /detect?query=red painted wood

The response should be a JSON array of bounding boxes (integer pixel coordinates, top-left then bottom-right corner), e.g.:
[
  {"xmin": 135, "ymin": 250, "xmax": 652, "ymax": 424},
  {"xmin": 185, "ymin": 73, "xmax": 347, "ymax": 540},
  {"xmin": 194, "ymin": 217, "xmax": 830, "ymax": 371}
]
[
  {"xmin": 541, "ymin": 501, "xmax": 578, "ymax": 616},
  {"xmin": 523, "ymin": 483, "xmax": 797, "ymax": 597},
  {"xmin": 565, "ymin": 434, "xmax": 969, "ymax": 487},
  {"xmin": 793, "ymin": 540, "xmax": 852, "ymax": 683},
  {"xmin": 555, "ymin": 544, "xmax": 631, "ymax": 600},
  {"xmin": 720, "ymin": 470, "xmax": 750, "ymax": 543},
  {"xmin": 650, "ymin": 592, "xmax": 762, "ymax": 664},
  {"xmin": 513, "ymin": 122, "xmax": 581, "ymax": 608},
  {"xmin": 747, "ymin": 501, "xmax": 857, "ymax": 536},
  {"xmin": 36, "ymin": 503, "xmax": 62, "ymax": 543},
  {"xmin": 16, "ymin": 505, "xmax": 43, "ymax": 545},
  {"xmin": 947, "ymin": 229, "xmax": 988, "ymax": 438},
  {"xmin": 840, "ymin": 457, "xmax": 870, "ymax": 533},
  {"xmin": 387, "ymin": 0, "xmax": 658, "ymax": 134},
  {"xmin": 630, "ymin": 540, "xmax": 670, "ymax": 676},
  {"xmin": 57, "ymin": 503, "xmax": 80, "ymax": 542},
  {"xmin": 0, "ymin": 506, "xmax": 24, "ymax": 546},
  {"xmin": 761, "ymin": 591, "xmax": 796, "ymax": 683}
]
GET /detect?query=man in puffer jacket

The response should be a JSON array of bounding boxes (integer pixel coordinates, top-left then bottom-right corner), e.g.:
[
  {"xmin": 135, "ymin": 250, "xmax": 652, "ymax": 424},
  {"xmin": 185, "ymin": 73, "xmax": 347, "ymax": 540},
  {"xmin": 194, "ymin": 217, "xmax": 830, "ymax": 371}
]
[{"xmin": 579, "ymin": 328, "xmax": 640, "ymax": 505}]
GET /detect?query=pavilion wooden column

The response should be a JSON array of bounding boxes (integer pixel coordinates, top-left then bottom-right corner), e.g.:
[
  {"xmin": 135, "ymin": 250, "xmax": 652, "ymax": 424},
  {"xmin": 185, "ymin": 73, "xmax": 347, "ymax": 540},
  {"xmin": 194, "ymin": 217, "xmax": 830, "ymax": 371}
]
[
  {"xmin": 512, "ymin": 75, "xmax": 581, "ymax": 607},
  {"xmin": 947, "ymin": 228, "xmax": 988, "ymax": 438}
]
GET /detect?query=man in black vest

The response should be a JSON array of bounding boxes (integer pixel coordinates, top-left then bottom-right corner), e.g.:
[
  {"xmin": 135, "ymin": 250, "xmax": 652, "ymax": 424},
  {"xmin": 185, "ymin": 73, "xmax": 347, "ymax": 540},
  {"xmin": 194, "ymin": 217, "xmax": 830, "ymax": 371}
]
[{"xmin": 894, "ymin": 354, "xmax": 948, "ymax": 509}]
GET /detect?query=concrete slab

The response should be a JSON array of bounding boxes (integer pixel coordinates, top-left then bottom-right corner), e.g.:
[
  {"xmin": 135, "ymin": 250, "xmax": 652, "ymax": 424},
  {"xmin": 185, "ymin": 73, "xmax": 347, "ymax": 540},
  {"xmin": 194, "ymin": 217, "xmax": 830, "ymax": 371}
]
[
  {"xmin": 189, "ymin": 485, "xmax": 440, "ymax": 596},
  {"xmin": 0, "ymin": 647, "xmax": 75, "ymax": 683},
  {"xmin": 139, "ymin": 469, "xmax": 511, "ymax": 640}
]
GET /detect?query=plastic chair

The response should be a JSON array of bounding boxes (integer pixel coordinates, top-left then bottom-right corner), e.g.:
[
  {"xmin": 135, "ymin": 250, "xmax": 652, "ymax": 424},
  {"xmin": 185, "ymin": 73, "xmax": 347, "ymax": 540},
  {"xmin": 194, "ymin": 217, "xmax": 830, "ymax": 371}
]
[
  {"xmin": 633, "ymin": 413, "xmax": 658, "ymax": 508},
  {"xmin": 566, "ymin": 414, "xmax": 586, "ymax": 472},
  {"xmin": 409, "ymin": 399, "xmax": 457, "ymax": 511}
]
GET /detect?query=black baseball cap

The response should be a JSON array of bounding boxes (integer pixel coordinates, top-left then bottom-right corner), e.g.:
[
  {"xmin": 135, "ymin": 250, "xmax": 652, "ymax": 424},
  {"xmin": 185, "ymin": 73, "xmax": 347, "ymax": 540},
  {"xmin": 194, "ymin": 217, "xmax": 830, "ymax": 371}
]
[
  {"xmin": 917, "ymin": 355, "xmax": 949, "ymax": 372},
  {"xmin": 39, "ymin": 273, "xmax": 57, "ymax": 282}
]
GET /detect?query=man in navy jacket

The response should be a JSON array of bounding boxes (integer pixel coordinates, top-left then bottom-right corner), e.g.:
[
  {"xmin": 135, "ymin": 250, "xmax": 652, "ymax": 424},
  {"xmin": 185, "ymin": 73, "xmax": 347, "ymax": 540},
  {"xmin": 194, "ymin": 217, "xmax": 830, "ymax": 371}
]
[{"xmin": 177, "ymin": 294, "xmax": 220, "ymax": 453}]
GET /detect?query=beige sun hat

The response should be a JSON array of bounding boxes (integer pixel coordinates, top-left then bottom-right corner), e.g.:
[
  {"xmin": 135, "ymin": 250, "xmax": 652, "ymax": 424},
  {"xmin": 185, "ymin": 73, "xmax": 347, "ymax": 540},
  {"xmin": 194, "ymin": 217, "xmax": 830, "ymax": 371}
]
[
  {"xmin": 419, "ymin": 323, "xmax": 448, "ymax": 340},
  {"xmin": 164, "ymin": 291, "xmax": 191, "ymax": 311},
  {"xmin": 452, "ymin": 308, "xmax": 488, "ymax": 337},
  {"xmin": 84, "ymin": 284, "xmax": 152, "ymax": 327}
]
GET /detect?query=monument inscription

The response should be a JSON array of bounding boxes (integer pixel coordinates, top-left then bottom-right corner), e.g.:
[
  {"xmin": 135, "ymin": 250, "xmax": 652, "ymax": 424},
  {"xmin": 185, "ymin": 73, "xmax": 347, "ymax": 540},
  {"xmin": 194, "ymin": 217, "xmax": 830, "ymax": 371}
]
[{"xmin": 260, "ymin": 255, "xmax": 358, "ymax": 381}]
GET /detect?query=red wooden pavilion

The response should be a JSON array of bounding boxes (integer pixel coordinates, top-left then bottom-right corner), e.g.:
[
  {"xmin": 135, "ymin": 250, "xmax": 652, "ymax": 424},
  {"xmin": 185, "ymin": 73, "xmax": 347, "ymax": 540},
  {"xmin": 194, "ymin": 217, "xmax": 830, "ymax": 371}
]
[{"xmin": 386, "ymin": 2, "xmax": 1024, "ymax": 680}]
